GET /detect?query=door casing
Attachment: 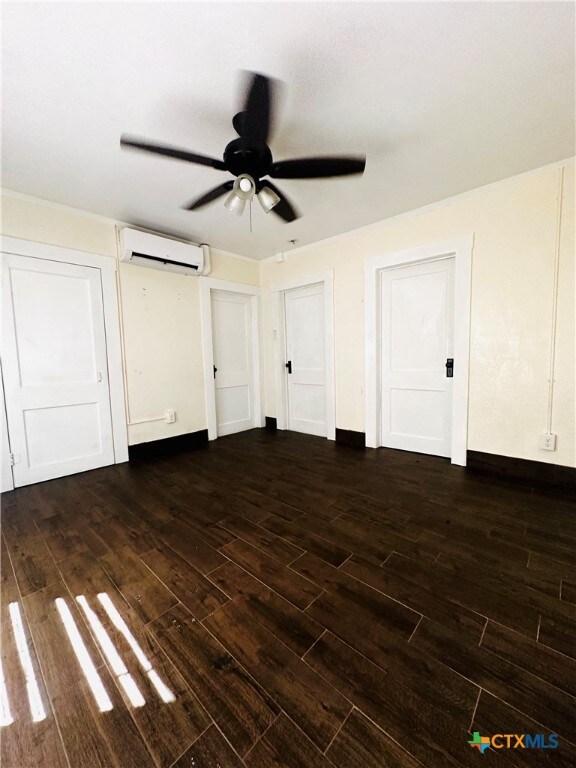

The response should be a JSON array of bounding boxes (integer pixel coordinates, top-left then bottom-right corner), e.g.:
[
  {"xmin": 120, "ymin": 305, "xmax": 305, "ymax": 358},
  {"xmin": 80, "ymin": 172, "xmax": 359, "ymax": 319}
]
[
  {"xmin": 0, "ymin": 236, "xmax": 129, "ymax": 491},
  {"xmin": 199, "ymin": 278, "xmax": 263, "ymax": 441},
  {"xmin": 272, "ymin": 270, "xmax": 335, "ymax": 440},
  {"xmin": 365, "ymin": 235, "xmax": 473, "ymax": 465}
]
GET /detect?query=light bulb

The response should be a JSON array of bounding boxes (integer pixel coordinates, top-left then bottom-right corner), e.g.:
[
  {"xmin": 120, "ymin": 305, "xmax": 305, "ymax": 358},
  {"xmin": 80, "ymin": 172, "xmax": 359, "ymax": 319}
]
[{"xmin": 239, "ymin": 177, "xmax": 252, "ymax": 193}]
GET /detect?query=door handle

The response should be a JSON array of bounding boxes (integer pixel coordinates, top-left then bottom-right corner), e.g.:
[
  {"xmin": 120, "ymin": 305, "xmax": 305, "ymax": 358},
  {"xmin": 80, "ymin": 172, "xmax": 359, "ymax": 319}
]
[
  {"xmin": 445, "ymin": 358, "xmax": 454, "ymax": 378},
  {"xmin": 285, "ymin": 360, "xmax": 292, "ymax": 374},
  {"xmin": 213, "ymin": 365, "xmax": 217, "ymax": 379}
]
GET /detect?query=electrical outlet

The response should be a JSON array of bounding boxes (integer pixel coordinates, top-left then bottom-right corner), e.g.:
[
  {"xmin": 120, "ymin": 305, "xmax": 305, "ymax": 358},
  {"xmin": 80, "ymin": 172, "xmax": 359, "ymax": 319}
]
[
  {"xmin": 165, "ymin": 409, "xmax": 176, "ymax": 424},
  {"xmin": 538, "ymin": 433, "xmax": 556, "ymax": 451}
]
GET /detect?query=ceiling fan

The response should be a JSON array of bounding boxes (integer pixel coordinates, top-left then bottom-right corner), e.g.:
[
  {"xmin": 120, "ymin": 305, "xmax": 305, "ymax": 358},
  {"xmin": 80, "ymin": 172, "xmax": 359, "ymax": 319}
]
[{"xmin": 120, "ymin": 71, "xmax": 366, "ymax": 223}]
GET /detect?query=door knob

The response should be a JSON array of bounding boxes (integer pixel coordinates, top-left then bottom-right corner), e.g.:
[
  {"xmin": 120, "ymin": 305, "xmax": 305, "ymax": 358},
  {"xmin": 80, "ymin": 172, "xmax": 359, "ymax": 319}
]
[{"xmin": 285, "ymin": 361, "xmax": 292, "ymax": 374}]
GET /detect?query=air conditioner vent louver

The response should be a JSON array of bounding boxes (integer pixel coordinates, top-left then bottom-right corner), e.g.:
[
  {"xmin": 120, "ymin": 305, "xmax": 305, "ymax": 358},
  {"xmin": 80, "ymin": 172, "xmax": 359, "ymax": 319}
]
[{"xmin": 119, "ymin": 228, "xmax": 210, "ymax": 276}]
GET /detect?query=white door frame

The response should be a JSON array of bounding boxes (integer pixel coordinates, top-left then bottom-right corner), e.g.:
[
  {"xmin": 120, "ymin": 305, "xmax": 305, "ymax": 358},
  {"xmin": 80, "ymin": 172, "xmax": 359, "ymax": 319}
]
[
  {"xmin": 199, "ymin": 278, "xmax": 264, "ymax": 441},
  {"xmin": 1, "ymin": 360, "xmax": 12, "ymax": 492},
  {"xmin": 272, "ymin": 270, "xmax": 336, "ymax": 440},
  {"xmin": 0, "ymin": 236, "xmax": 129, "ymax": 489},
  {"xmin": 365, "ymin": 235, "xmax": 473, "ymax": 465}
]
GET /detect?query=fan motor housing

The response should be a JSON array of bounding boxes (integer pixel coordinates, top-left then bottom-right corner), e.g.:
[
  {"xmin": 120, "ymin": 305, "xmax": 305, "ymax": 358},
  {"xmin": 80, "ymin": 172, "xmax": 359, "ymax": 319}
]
[{"xmin": 224, "ymin": 138, "xmax": 272, "ymax": 178}]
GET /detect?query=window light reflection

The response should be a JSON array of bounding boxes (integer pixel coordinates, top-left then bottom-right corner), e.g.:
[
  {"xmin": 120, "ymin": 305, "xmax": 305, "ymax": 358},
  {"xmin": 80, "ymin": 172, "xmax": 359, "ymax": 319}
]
[
  {"xmin": 0, "ymin": 656, "xmax": 13, "ymax": 727},
  {"xmin": 55, "ymin": 598, "xmax": 113, "ymax": 713},
  {"xmin": 76, "ymin": 596, "xmax": 145, "ymax": 708},
  {"xmin": 97, "ymin": 592, "xmax": 175, "ymax": 703},
  {"xmin": 1, "ymin": 594, "xmax": 175, "ymax": 727},
  {"xmin": 8, "ymin": 602, "xmax": 46, "ymax": 722}
]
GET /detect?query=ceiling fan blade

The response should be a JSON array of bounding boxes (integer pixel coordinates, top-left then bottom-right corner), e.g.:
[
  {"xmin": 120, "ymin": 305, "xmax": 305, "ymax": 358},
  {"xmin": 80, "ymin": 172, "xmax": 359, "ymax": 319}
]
[
  {"xmin": 121, "ymin": 135, "xmax": 226, "ymax": 170},
  {"xmin": 259, "ymin": 181, "xmax": 300, "ymax": 222},
  {"xmin": 242, "ymin": 72, "xmax": 272, "ymax": 143},
  {"xmin": 182, "ymin": 180, "xmax": 234, "ymax": 210},
  {"xmin": 270, "ymin": 156, "xmax": 366, "ymax": 179}
]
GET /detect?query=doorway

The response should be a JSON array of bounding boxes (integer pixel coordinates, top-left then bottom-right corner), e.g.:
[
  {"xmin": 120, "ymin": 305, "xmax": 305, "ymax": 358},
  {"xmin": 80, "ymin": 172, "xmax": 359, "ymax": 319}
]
[
  {"xmin": 200, "ymin": 279, "xmax": 263, "ymax": 440},
  {"xmin": 272, "ymin": 270, "xmax": 335, "ymax": 439},
  {"xmin": 380, "ymin": 258, "xmax": 454, "ymax": 457},
  {"xmin": 365, "ymin": 236, "xmax": 472, "ymax": 465},
  {"xmin": 1, "ymin": 242, "xmax": 128, "ymax": 487}
]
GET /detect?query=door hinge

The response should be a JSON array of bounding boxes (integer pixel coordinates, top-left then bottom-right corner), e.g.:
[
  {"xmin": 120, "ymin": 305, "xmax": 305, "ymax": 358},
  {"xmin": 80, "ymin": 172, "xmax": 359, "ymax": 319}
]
[{"xmin": 9, "ymin": 452, "xmax": 21, "ymax": 466}]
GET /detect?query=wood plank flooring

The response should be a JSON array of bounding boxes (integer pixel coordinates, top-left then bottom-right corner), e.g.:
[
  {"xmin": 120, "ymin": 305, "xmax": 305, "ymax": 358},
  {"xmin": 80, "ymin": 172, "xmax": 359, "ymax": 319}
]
[{"xmin": 1, "ymin": 429, "xmax": 575, "ymax": 767}]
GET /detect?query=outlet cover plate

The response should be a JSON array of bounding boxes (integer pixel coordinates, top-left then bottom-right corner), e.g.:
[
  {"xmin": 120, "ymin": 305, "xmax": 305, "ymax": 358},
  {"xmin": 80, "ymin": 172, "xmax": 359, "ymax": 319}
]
[{"xmin": 538, "ymin": 433, "xmax": 556, "ymax": 451}]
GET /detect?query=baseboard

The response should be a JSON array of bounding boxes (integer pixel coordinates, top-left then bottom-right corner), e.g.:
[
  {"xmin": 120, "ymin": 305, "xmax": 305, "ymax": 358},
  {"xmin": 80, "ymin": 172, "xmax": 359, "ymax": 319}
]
[
  {"xmin": 467, "ymin": 450, "xmax": 576, "ymax": 494},
  {"xmin": 335, "ymin": 428, "xmax": 366, "ymax": 449},
  {"xmin": 265, "ymin": 417, "xmax": 277, "ymax": 431},
  {"xmin": 128, "ymin": 429, "xmax": 209, "ymax": 461}
]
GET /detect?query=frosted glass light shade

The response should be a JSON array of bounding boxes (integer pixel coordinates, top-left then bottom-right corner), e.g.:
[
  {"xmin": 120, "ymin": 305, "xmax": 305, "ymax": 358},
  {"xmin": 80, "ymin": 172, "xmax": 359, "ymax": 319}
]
[
  {"xmin": 257, "ymin": 186, "xmax": 281, "ymax": 213},
  {"xmin": 225, "ymin": 191, "xmax": 247, "ymax": 216}
]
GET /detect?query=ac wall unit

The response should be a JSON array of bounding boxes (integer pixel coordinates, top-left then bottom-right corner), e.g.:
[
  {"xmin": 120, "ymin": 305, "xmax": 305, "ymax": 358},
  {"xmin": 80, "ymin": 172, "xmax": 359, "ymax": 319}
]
[{"xmin": 119, "ymin": 227, "xmax": 211, "ymax": 276}]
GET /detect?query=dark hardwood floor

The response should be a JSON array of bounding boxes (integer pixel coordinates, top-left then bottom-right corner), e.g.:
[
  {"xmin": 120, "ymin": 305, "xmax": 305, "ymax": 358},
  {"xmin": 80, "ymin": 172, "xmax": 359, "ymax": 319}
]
[{"xmin": 1, "ymin": 429, "xmax": 575, "ymax": 767}]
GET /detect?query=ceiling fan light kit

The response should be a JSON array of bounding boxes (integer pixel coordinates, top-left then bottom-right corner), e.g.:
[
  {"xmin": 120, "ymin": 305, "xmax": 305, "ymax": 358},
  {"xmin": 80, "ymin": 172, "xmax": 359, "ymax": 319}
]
[
  {"xmin": 120, "ymin": 71, "xmax": 366, "ymax": 225},
  {"xmin": 225, "ymin": 173, "xmax": 256, "ymax": 216}
]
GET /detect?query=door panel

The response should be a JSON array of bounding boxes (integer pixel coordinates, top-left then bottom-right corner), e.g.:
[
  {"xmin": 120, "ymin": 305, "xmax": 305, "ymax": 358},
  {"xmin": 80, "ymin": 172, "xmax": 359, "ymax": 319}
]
[
  {"xmin": 24, "ymin": 403, "xmax": 104, "ymax": 467},
  {"xmin": 389, "ymin": 389, "xmax": 448, "ymax": 440},
  {"xmin": 284, "ymin": 283, "xmax": 326, "ymax": 437},
  {"xmin": 381, "ymin": 259, "xmax": 454, "ymax": 457},
  {"xmin": 215, "ymin": 386, "xmax": 251, "ymax": 431},
  {"xmin": 390, "ymin": 270, "xmax": 450, "ymax": 371},
  {"xmin": 2, "ymin": 253, "xmax": 115, "ymax": 486},
  {"xmin": 10, "ymin": 268, "xmax": 98, "ymax": 385},
  {"xmin": 211, "ymin": 291, "xmax": 254, "ymax": 437}
]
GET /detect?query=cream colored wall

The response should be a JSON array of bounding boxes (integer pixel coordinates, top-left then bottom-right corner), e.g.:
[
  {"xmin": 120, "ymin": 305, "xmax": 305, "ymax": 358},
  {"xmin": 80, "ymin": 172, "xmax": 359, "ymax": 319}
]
[
  {"xmin": 1, "ymin": 194, "xmax": 118, "ymax": 257},
  {"xmin": 2, "ymin": 160, "xmax": 574, "ymax": 467},
  {"xmin": 118, "ymin": 250, "xmax": 258, "ymax": 444},
  {"xmin": 0, "ymin": 193, "xmax": 259, "ymax": 445},
  {"xmin": 260, "ymin": 161, "xmax": 575, "ymax": 467}
]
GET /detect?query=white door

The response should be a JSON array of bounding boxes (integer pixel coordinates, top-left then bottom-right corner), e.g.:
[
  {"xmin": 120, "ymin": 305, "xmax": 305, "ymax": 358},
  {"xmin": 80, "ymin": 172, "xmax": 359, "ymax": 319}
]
[
  {"xmin": 211, "ymin": 290, "xmax": 255, "ymax": 437},
  {"xmin": 1, "ymin": 253, "xmax": 116, "ymax": 486},
  {"xmin": 380, "ymin": 258, "xmax": 454, "ymax": 457},
  {"xmin": 284, "ymin": 283, "xmax": 326, "ymax": 437}
]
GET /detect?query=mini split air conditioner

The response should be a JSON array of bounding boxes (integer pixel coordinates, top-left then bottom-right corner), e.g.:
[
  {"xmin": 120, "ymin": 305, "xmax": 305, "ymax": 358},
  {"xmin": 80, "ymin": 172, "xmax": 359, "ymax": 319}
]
[{"xmin": 119, "ymin": 227, "xmax": 211, "ymax": 276}]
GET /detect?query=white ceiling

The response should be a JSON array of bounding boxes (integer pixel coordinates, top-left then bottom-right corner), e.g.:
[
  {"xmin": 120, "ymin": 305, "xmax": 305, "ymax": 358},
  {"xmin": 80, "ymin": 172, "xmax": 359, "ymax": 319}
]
[{"xmin": 2, "ymin": 2, "xmax": 574, "ymax": 260}]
